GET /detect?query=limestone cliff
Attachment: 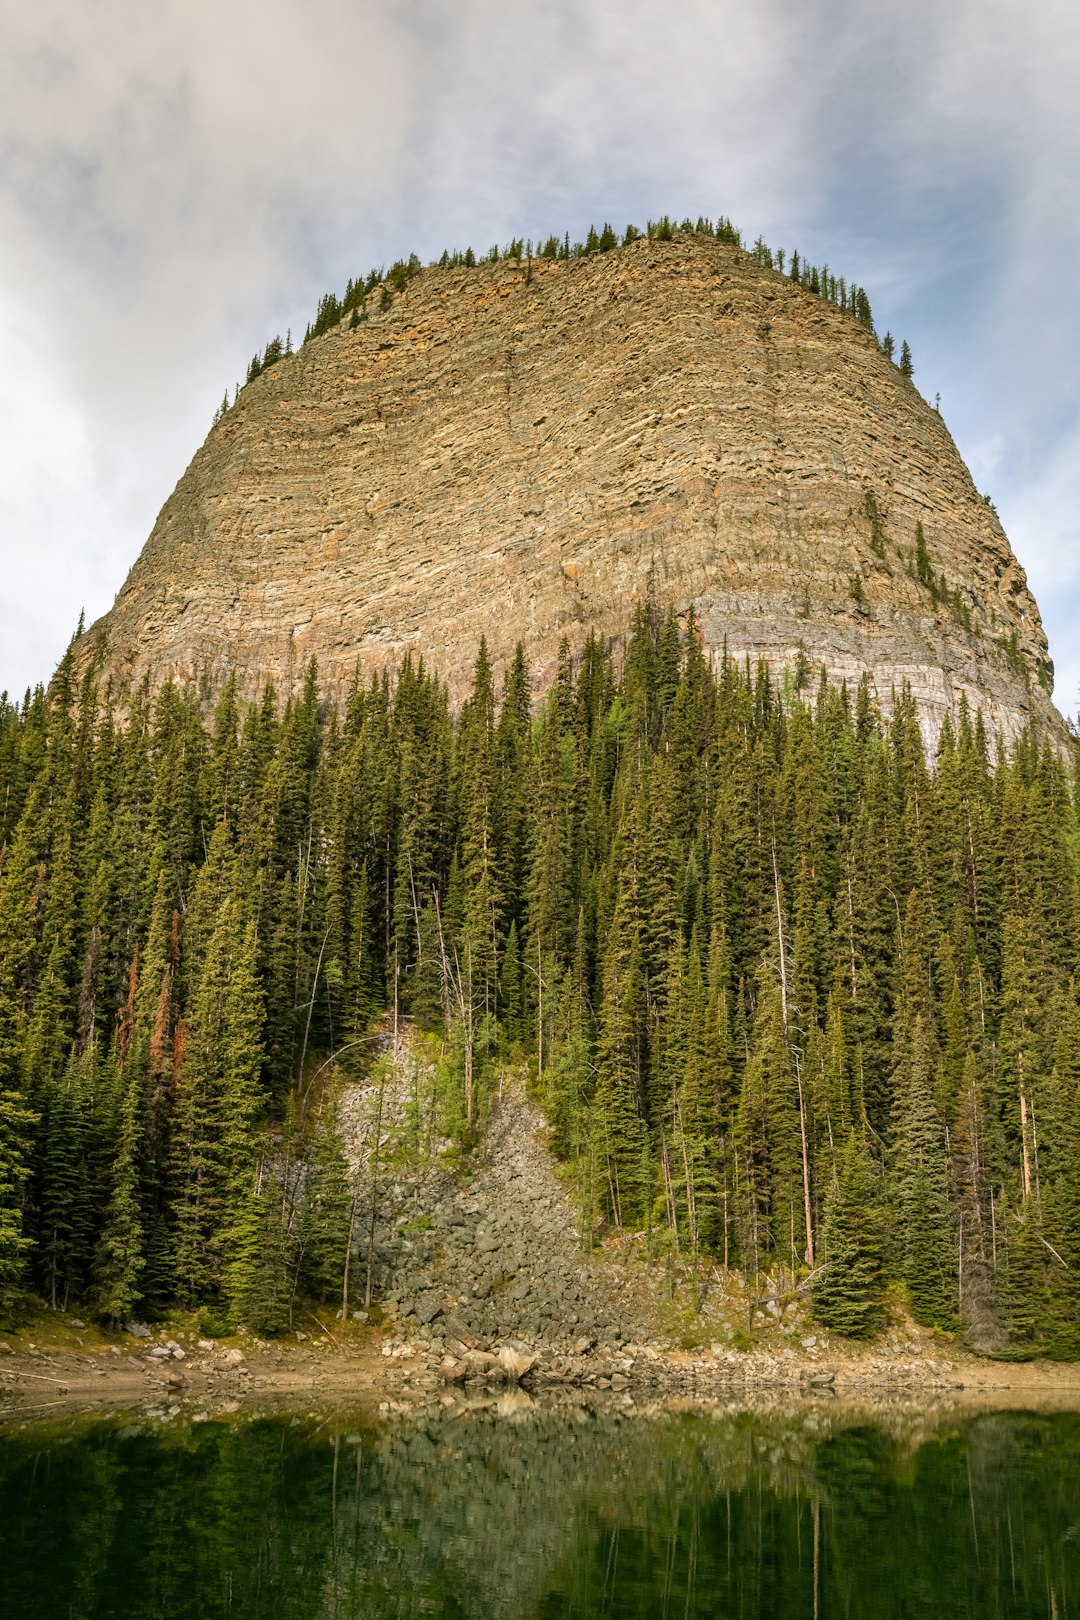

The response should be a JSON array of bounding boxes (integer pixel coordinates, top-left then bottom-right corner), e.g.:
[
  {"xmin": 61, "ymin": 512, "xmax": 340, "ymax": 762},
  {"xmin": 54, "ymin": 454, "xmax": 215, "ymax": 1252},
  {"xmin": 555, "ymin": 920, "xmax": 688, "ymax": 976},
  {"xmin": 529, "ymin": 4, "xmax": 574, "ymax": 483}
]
[{"xmin": 81, "ymin": 232, "xmax": 1062, "ymax": 745}]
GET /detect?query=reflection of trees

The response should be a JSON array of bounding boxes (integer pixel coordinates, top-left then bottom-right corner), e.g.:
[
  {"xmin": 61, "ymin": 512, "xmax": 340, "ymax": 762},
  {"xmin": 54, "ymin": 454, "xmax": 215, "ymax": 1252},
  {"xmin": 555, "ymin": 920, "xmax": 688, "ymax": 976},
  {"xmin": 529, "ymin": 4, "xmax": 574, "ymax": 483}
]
[
  {"xmin": 0, "ymin": 1419, "xmax": 342, "ymax": 1620},
  {"xmin": 0, "ymin": 1408, "xmax": 1077, "ymax": 1619}
]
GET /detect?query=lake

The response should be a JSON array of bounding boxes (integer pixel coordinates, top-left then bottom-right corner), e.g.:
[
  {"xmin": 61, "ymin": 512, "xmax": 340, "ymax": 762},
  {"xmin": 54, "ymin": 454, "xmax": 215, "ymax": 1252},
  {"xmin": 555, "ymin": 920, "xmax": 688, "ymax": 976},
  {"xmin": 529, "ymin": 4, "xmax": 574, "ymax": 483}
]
[{"xmin": 1, "ymin": 1396, "xmax": 1076, "ymax": 1618}]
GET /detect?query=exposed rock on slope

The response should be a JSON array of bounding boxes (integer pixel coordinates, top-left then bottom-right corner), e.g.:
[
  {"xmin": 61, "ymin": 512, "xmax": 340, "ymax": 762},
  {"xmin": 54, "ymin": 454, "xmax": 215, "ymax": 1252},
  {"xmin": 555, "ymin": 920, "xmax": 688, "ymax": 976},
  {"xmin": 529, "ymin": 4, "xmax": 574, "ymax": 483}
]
[
  {"xmin": 343, "ymin": 1066, "xmax": 647, "ymax": 1347},
  {"xmin": 81, "ymin": 233, "xmax": 1061, "ymax": 744}
]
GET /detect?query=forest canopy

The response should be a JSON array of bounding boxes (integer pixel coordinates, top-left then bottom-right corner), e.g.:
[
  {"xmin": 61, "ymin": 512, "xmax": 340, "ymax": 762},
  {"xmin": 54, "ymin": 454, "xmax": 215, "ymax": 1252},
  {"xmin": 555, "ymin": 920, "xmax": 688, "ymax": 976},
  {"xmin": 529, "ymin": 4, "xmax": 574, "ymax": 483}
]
[{"xmin": 0, "ymin": 606, "xmax": 1077, "ymax": 1351}]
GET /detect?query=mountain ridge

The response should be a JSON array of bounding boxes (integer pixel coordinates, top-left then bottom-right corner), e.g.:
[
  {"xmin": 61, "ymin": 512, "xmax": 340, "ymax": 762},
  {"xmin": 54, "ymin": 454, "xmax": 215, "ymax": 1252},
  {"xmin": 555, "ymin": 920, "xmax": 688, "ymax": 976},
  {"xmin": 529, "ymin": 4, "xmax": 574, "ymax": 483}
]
[{"xmin": 78, "ymin": 230, "xmax": 1063, "ymax": 747}]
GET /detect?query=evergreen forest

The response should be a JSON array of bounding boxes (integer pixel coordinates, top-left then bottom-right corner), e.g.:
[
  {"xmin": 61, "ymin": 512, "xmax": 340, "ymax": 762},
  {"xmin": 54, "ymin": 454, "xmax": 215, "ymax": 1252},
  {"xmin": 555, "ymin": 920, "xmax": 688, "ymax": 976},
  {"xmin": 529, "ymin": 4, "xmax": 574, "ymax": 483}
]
[{"xmin": 0, "ymin": 605, "xmax": 1078, "ymax": 1354}]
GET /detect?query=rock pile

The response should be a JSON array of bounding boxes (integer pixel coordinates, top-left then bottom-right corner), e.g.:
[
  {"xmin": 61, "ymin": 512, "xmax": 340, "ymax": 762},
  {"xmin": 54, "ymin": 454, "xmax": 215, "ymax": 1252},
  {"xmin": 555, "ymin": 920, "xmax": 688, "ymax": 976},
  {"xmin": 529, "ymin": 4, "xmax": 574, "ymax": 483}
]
[
  {"xmin": 370, "ymin": 1084, "xmax": 649, "ymax": 1349},
  {"xmin": 338, "ymin": 1045, "xmax": 970, "ymax": 1402}
]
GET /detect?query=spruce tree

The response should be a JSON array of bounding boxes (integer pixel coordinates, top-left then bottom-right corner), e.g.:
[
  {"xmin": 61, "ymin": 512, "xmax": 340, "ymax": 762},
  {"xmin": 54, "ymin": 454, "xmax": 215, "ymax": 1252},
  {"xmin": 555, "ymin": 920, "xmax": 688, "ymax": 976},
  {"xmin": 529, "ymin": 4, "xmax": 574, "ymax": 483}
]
[
  {"xmin": 812, "ymin": 1130, "xmax": 886, "ymax": 1337},
  {"xmin": 892, "ymin": 1016, "xmax": 957, "ymax": 1327},
  {"xmin": 93, "ymin": 1057, "xmax": 145, "ymax": 1321},
  {"xmin": 0, "ymin": 598, "xmax": 1076, "ymax": 1340},
  {"xmin": 297, "ymin": 1079, "xmax": 354, "ymax": 1307},
  {"xmin": 0, "ymin": 1084, "xmax": 35, "ymax": 1308}
]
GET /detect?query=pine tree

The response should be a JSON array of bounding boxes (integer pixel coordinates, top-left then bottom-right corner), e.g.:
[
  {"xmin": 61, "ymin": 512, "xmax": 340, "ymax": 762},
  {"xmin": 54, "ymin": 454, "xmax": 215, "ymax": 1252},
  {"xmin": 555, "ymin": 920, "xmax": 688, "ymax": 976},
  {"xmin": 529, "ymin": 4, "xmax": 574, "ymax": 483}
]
[
  {"xmin": 297, "ymin": 1079, "xmax": 354, "ymax": 1307},
  {"xmin": 813, "ymin": 1130, "xmax": 886, "ymax": 1337},
  {"xmin": 0, "ymin": 598, "xmax": 1075, "ymax": 1341},
  {"xmin": 0, "ymin": 1084, "xmax": 35, "ymax": 1308},
  {"xmin": 595, "ymin": 851, "xmax": 650, "ymax": 1225},
  {"xmin": 171, "ymin": 889, "xmax": 264, "ymax": 1306},
  {"xmin": 892, "ymin": 1016, "xmax": 957, "ymax": 1327},
  {"xmin": 457, "ymin": 639, "xmax": 503, "ymax": 1017},
  {"xmin": 228, "ymin": 1162, "xmax": 293, "ymax": 1335},
  {"xmin": 93, "ymin": 1055, "xmax": 145, "ymax": 1321}
]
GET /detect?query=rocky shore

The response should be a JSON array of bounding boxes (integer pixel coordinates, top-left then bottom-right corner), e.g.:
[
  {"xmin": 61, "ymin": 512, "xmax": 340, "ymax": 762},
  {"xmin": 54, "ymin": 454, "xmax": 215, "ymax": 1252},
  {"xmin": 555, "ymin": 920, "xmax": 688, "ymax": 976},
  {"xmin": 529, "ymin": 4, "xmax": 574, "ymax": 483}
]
[{"xmin": 2, "ymin": 1321, "xmax": 1079, "ymax": 1428}]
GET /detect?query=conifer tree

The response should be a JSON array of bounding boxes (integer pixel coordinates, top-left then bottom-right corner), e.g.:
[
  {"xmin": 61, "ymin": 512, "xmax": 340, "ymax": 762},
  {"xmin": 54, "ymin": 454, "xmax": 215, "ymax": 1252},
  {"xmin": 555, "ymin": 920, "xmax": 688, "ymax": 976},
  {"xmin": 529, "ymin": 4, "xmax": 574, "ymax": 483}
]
[
  {"xmin": 171, "ymin": 888, "xmax": 264, "ymax": 1306},
  {"xmin": 813, "ymin": 1130, "xmax": 886, "ymax": 1337},
  {"xmin": 297, "ymin": 1079, "xmax": 354, "ymax": 1307},
  {"xmin": 0, "ymin": 597, "xmax": 1076, "ymax": 1339},
  {"xmin": 457, "ymin": 639, "xmax": 503, "ymax": 1016},
  {"xmin": 93, "ymin": 1056, "xmax": 145, "ymax": 1321},
  {"xmin": 0, "ymin": 1084, "xmax": 35, "ymax": 1307},
  {"xmin": 228, "ymin": 1161, "xmax": 293, "ymax": 1335},
  {"xmin": 892, "ymin": 1016, "xmax": 956, "ymax": 1327}
]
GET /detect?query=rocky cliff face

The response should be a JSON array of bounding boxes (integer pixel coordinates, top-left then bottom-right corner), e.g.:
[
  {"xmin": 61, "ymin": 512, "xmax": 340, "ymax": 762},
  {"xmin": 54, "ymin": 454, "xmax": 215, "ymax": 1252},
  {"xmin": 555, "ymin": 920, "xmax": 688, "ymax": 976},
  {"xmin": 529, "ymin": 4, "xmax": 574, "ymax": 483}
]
[{"xmin": 81, "ymin": 233, "xmax": 1061, "ymax": 745}]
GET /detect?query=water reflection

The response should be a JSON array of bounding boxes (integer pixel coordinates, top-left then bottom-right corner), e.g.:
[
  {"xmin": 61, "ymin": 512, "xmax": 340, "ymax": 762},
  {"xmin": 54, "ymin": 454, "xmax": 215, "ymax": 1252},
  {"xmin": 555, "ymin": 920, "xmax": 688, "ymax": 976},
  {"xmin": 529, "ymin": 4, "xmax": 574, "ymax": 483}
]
[{"xmin": 1, "ymin": 1400, "xmax": 1076, "ymax": 1618}]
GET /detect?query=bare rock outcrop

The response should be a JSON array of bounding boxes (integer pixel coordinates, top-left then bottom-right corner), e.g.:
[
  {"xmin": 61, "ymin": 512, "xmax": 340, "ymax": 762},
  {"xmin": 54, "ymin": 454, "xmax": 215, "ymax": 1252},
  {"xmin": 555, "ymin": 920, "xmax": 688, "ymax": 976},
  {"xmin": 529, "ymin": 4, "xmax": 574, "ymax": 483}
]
[
  {"xmin": 352, "ymin": 1070, "xmax": 647, "ymax": 1348},
  {"xmin": 80, "ymin": 232, "xmax": 1064, "ymax": 747}
]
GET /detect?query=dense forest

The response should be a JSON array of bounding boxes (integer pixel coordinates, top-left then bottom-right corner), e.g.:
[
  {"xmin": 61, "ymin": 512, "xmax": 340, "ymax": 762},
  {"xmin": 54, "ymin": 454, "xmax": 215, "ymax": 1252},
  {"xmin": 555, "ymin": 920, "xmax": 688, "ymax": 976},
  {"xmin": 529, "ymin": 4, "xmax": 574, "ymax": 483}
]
[
  {"xmin": 219, "ymin": 212, "xmax": 912, "ymax": 423},
  {"xmin": 0, "ymin": 605, "xmax": 1077, "ymax": 1351}
]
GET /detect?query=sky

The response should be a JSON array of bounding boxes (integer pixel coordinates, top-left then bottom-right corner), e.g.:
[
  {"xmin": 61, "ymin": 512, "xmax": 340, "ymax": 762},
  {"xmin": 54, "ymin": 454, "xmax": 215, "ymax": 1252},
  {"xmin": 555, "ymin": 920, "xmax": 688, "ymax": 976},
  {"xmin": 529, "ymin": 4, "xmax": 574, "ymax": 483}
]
[{"xmin": 1, "ymin": 0, "xmax": 1078, "ymax": 721}]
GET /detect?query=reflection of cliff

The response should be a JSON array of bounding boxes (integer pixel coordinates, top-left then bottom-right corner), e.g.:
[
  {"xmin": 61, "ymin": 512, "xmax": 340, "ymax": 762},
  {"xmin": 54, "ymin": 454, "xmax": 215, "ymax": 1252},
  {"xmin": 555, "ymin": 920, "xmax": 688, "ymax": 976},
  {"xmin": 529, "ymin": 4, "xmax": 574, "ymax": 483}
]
[
  {"xmin": 80, "ymin": 235, "xmax": 1063, "ymax": 748},
  {"xmin": 319, "ymin": 1406, "xmax": 1079, "ymax": 1619},
  {"xmin": 323, "ymin": 1401, "xmax": 828, "ymax": 1618},
  {"xmin": 1, "ymin": 1405, "xmax": 1076, "ymax": 1617}
]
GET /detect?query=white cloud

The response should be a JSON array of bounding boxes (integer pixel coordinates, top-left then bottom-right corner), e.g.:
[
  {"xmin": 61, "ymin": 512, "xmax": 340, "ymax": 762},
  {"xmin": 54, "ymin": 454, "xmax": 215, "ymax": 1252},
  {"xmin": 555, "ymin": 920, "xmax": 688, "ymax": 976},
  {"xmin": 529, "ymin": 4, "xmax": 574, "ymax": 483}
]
[
  {"xmin": 0, "ymin": 0, "xmax": 1077, "ymax": 714},
  {"xmin": 966, "ymin": 435, "xmax": 1005, "ymax": 489},
  {"xmin": 1003, "ymin": 422, "xmax": 1080, "ymax": 724}
]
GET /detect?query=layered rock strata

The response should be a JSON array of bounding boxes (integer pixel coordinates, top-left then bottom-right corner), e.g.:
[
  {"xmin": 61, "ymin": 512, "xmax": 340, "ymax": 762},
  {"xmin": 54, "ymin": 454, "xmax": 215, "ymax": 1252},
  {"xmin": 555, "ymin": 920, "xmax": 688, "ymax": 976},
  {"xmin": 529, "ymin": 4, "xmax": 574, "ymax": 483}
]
[{"xmin": 81, "ymin": 234, "xmax": 1062, "ymax": 745}]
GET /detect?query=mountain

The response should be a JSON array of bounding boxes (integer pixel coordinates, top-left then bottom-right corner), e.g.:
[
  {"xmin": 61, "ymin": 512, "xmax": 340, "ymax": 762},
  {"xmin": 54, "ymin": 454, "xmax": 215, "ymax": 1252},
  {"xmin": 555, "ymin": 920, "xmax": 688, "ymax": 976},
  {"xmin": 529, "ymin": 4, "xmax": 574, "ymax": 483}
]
[
  {"xmin": 4, "ymin": 229, "xmax": 1078, "ymax": 1349},
  {"xmin": 79, "ymin": 229, "xmax": 1062, "ymax": 747}
]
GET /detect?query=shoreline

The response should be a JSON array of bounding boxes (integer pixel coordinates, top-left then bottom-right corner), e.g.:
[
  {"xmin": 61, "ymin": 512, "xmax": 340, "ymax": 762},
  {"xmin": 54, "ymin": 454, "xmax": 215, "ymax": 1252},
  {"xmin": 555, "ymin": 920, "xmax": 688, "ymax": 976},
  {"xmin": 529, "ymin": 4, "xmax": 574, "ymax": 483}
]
[{"xmin": 3, "ymin": 1328, "xmax": 1080, "ymax": 1425}]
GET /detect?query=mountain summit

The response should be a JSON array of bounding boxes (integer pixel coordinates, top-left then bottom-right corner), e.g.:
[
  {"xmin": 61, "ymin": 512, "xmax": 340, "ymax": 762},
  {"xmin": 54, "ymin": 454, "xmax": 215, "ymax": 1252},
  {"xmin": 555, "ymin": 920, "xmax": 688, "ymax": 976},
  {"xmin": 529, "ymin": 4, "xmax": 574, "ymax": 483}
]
[{"xmin": 81, "ymin": 229, "xmax": 1058, "ymax": 744}]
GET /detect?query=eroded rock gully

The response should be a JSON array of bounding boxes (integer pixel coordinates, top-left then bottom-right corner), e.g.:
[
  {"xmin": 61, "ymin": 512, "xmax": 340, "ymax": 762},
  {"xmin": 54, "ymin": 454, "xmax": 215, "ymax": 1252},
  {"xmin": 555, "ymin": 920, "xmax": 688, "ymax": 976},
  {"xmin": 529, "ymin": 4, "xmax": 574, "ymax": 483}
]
[
  {"xmin": 336, "ymin": 1060, "xmax": 984, "ymax": 1402},
  {"xmin": 79, "ymin": 233, "xmax": 1065, "ymax": 749},
  {"xmin": 343, "ymin": 1071, "xmax": 649, "ymax": 1359}
]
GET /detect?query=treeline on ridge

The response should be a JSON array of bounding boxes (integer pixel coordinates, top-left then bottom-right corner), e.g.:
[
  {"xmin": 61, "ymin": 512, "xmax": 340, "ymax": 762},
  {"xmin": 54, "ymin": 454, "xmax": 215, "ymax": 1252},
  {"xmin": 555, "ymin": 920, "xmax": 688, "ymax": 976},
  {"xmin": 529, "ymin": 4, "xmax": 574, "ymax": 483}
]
[
  {"xmin": 216, "ymin": 212, "xmax": 913, "ymax": 424},
  {"xmin": 0, "ymin": 606, "xmax": 1077, "ymax": 1352}
]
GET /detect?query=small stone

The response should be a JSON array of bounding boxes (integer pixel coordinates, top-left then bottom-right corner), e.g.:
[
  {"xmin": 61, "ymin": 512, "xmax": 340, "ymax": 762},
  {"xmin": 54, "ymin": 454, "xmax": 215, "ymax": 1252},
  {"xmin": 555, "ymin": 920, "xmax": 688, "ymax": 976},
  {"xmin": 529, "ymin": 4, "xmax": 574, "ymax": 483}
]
[
  {"xmin": 445, "ymin": 1305, "xmax": 483, "ymax": 1340},
  {"xmin": 440, "ymin": 1355, "xmax": 465, "ymax": 1384},
  {"xmin": 497, "ymin": 1345, "xmax": 535, "ymax": 1383},
  {"xmin": 461, "ymin": 1349, "xmax": 499, "ymax": 1380}
]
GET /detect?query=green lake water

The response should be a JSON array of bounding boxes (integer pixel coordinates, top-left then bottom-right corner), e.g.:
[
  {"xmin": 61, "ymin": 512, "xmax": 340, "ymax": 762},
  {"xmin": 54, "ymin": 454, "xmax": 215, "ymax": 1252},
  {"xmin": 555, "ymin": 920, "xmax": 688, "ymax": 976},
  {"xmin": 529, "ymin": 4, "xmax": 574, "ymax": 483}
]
[{"xmin": 1, "ymin": 1400, "xmax": 1077, "ymax": 1618}]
